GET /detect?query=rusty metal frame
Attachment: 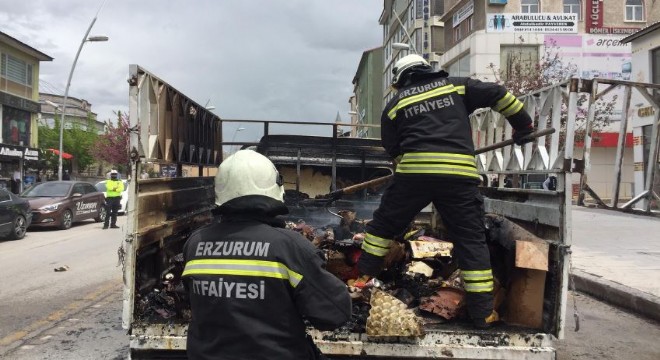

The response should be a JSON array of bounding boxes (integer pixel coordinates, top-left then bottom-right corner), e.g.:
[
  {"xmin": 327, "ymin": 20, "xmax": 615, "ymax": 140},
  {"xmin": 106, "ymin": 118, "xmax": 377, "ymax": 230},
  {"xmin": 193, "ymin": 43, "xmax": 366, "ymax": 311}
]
[
  {"xmin": 128, "ymin": 64, "xmax": 223, "ymax": 167},
  {"xmin": 576, "ymin": 78, "xmax": 660, "ymax": 212}
]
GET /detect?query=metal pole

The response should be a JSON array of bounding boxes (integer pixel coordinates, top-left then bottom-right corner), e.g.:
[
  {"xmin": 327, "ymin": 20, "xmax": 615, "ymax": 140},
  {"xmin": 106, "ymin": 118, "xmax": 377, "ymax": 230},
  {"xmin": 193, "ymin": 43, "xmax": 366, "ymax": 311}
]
[
  {"xmin": 611, "ymin": 85, "xmax": 632, "ymax": 208},
  {"xmin": 57, "ymin": 1, "xmax": 108, "ymax": 180}
]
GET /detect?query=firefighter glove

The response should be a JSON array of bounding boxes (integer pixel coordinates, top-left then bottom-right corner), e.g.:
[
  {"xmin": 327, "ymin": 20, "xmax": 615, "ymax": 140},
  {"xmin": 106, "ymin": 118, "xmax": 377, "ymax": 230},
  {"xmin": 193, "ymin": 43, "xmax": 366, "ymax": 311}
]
[{"xmin": 512, "ymin": 126, "xmax": 535, "ymax": 146}]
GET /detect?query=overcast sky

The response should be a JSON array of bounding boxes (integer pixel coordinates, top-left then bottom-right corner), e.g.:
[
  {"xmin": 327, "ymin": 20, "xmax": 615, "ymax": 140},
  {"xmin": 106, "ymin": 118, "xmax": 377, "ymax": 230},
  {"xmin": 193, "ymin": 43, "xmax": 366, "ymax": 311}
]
[{"xmin": 1, "ymin": 0, "xmax": 383, "ymax": 140}]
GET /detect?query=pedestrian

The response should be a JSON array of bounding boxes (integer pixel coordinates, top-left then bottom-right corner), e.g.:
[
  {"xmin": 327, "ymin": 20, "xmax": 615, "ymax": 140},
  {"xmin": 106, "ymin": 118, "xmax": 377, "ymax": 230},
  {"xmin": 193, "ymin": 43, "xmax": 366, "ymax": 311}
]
[
  {"xmin": 62, "ymin": 170, "xmax": 70, "ymax": 180},
  {"xmin": 357, "ymin": 54, "xmax": 535, "ymax": 329},
  {"xmin": 181, "ymin": 149, "xmax": 351, "ymax": 360},
  {"xmin": 103, "ymin": 170, "xmax": 124, "ymax": 229},
  {"xmin": 140, "ymin": 170, "xmax": 149, "ymax": 179}
]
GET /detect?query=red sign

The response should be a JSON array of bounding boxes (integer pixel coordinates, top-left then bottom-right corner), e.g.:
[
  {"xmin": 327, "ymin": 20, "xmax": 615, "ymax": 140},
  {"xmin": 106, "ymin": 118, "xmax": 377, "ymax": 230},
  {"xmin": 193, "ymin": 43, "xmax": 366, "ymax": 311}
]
[
  {"xmin": 585, "ymin": 0, "xmax": 639, "ymax": 35},
  {"xmin": 586, "ymin": 0, "xmax": 603, "ymax": 33}
]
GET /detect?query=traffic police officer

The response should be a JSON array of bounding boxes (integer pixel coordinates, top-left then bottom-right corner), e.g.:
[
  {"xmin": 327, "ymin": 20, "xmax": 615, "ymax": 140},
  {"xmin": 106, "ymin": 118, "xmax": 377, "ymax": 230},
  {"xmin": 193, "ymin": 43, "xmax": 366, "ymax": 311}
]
[
  {"xmin": 103, "ymin": 169, "xmax": 124, "ymax": 229},
  {"xmin": 357, "ymin": 54, "xmax": 535, "ymax": 328},
  {"xmin": 181, "ymin": 150, "xmax": 351, "ymax": 360}
]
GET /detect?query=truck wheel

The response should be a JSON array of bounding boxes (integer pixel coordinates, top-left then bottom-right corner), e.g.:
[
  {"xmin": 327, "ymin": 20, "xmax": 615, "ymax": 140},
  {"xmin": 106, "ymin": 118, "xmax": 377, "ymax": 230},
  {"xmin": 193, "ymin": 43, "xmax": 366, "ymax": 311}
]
[
  {"xmin": 95, "ymin": 207, "xmax": 107, "ymax": 223},
  {"xmin": 59, "ymin": 210, "xmax": 73, "ymax": 230}
]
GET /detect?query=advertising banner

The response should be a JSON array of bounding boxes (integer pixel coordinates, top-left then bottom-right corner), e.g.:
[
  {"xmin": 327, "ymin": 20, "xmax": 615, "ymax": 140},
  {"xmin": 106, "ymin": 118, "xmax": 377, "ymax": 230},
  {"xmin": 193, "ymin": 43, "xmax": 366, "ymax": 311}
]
[{"xmin": 486, "ymin": 13, "xmax": 578, "ymax": 33}]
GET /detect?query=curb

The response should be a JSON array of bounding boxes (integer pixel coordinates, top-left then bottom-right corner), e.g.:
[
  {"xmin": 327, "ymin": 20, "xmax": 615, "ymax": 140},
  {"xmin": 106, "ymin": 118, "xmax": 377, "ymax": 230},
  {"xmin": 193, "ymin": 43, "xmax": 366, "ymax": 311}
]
[{"xmin": 572, "ymin": 269, "xmax": 660, "ymax": 323}]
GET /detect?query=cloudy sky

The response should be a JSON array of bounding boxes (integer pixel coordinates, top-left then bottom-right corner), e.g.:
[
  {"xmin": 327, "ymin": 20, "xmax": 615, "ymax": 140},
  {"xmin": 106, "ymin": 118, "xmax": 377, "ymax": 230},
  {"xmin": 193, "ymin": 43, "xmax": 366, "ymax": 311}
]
[{"xmin": 1, "ymin": 0, "xmax": 383, "ymax": 140}]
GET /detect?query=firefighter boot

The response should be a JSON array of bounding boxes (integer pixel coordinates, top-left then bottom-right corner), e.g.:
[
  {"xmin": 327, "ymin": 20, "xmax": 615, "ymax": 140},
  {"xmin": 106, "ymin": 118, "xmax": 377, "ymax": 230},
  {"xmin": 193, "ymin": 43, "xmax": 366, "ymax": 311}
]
[{"xmin": 472, "ymin": 310, "xmax": 500, "ymax": 329}]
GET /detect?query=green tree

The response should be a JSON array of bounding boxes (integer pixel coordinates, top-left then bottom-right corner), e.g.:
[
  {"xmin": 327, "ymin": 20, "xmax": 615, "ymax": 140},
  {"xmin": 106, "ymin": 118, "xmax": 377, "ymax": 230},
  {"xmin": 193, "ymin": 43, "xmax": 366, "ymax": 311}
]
[{"xmin": 37, "ymin": 114, "xmax": 99, "ymax": 174}]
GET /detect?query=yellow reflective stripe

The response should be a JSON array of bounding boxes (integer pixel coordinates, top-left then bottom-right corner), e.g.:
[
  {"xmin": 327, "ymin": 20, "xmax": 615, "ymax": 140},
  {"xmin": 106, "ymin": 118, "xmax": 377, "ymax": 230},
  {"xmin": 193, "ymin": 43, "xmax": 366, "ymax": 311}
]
[
  {"xmin": 462, "ymin": 269, "xmax": 493, "ymax": 277},
  {"xmin": 401, "ymin": 153, "xmax": 476, "ymax": 167},
  {"xmin": 500, "ymin": 99, "xmax": 524, "ymax": 117},
  {"xmin": 396, "ymin": 164, "xmax": 480, "ymax": 178},
  {"xmin": 494, "ymin": 92, "xmax": 516, "ymax": 111},
  {"xmin": 455, "ymin": 85, "xmax": 465, "ymax": 95},
  {"xmin": 364, "ymin": 233, "xmax": 392, "ymax": 248},
  {"xmin": 387, "ymin": 84, "xmax": 459, "ymax": 120},
  {"xmin": 464, "ymin": 281, "xmax": 494, "ymax": 293},
  {"xmin": 182, "ymin": 259, "xmax": 303, "ymax": 288},
  {"xmin": 362, "ymin": 241, "xmax": 390, "ymax": 257}
]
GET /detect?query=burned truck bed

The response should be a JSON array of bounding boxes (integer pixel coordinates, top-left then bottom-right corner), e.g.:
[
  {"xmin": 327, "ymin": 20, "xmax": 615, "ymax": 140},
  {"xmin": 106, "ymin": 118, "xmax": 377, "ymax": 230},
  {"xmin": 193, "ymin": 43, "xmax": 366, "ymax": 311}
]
[{"xmin": 124, "ymin": 177, "xmax": 564, "ymax": 359}]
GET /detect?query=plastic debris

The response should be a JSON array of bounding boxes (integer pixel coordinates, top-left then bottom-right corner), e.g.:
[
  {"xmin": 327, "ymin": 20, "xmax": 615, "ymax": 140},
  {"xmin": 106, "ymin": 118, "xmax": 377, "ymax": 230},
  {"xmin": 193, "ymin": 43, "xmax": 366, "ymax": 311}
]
[{"xmin": 366, "ymin": 289, "xmax": 424, "ymax": 337}]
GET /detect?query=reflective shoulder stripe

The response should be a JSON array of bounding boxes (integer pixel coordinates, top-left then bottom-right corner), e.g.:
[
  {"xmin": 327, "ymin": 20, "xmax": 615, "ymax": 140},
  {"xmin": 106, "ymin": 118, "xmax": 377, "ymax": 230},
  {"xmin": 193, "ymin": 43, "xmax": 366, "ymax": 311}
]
[
  {"xmin": 182, "ymin": 259, "xmax": 303, "ymax": 288},
  {"xmin": 455, "ymin": 85, "xmax": 465, "ymax": 95},
  {"xmin": 500, "ymin": 99, "xmax": 524, "ymax": 117},
  {"xmin": 493, "ymin": 92, "xmax": 516, "ymax": 112},
  {"xmin": 387, "ymin": 84, "xmax": 459, "ymax": 120}
]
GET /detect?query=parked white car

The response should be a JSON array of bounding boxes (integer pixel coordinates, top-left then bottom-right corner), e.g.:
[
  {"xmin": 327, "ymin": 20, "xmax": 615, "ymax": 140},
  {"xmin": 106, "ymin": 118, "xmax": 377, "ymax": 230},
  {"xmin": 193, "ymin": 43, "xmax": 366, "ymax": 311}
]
[{"xmin": 95, "ymin": 180, "xmax": 129, "ymax": 214}]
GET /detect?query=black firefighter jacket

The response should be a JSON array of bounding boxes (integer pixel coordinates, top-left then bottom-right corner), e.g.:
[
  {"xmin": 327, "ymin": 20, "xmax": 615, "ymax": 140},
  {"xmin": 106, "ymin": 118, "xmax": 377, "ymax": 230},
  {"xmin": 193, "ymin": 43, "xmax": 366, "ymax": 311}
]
[
  {"xmin": 381, "ymin": 71, "xmax": 533, "ymax": 181},
  {"xmin": 182, "ymin": 196, "xmax": 352, "ymax": 360}
]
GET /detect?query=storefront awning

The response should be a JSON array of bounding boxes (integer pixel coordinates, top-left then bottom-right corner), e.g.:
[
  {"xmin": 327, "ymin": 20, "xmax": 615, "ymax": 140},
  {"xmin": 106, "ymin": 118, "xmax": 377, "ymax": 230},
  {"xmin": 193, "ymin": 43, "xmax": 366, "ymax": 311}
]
[{"xmin": 47, "ymin": 148, "xmax": 74, "ymax": 159}]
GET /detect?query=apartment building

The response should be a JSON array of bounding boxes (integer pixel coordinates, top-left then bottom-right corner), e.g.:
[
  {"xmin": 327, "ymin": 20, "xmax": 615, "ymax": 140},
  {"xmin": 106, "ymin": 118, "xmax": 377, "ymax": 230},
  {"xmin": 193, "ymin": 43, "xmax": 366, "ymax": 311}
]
[
  {"xmin": 350, "ymin": 47, "xmax": 384, "ymax": 138},
  {"xmin": 0, "ymin": 31, "xmax": 52, "ymax": 191},
  {"xmin": 39, "ymin": 92, "xmax": 106, "ymax": 134}
]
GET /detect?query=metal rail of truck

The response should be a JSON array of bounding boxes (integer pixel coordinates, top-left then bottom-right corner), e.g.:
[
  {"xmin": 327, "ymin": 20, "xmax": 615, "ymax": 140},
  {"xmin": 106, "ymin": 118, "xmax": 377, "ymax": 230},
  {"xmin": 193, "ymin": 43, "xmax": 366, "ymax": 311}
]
[{"xmin": 122, "ymin": 64, "xmax": 577, "ymax": 359}]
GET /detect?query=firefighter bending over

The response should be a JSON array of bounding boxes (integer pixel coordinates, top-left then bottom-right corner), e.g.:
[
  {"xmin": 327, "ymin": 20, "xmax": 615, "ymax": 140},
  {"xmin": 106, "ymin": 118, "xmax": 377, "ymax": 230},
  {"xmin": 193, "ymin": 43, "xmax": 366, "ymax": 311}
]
[
  {"xmin": 357, "ymin": 54, "xmax": 535, "ymax": 329},
  {"xmin": 182, "ymin": 150, "xmax": 351, "ymax": 360}
]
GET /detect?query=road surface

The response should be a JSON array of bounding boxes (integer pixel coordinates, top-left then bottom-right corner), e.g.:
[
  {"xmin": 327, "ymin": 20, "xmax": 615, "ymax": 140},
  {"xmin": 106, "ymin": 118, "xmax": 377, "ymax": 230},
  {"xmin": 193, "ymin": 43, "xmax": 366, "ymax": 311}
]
[{"xmin": 1, "ymin": 217, "xmax": 659, "ymax": 359}]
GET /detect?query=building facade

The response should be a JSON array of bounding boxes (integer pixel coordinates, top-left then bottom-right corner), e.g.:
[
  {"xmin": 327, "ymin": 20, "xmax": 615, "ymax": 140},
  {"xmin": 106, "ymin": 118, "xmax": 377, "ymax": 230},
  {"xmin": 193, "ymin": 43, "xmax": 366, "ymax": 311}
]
[
  {"xmin": 350, "ymin": 47, "xmax": 384, "ymax": 138},
  {"xmin": 621, "ymin": 23, "xmax": 660, "ymax": 210},
  {"xmin": 0, "ymin": 31, "xmax": 52, "ymax": 192},
  {"xmin": 380, "ymin": 0, "xmax": 446, "ymax": 103},
  {"xmin": 39, "ymin": 92, "xmax": 105, "ymax": 134}
]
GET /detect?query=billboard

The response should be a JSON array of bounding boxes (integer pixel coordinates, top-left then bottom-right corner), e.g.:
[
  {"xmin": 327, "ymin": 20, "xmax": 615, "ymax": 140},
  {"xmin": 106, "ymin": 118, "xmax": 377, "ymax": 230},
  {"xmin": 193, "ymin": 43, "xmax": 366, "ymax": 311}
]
[
  {"xmin": 487, "ymin": 13, "xmax": 578, "ymax": 33},
  {"xmin": 545, "ymin": 34, "xmax": 632, "ymax": 80}
]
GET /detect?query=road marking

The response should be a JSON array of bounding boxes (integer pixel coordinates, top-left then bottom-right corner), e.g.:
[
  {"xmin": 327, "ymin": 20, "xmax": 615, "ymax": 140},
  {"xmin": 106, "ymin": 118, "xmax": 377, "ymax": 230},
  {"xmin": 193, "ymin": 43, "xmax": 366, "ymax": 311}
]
[{"xmin": 0, "ymin": 279, "xmax": 120, "ymax": 347}]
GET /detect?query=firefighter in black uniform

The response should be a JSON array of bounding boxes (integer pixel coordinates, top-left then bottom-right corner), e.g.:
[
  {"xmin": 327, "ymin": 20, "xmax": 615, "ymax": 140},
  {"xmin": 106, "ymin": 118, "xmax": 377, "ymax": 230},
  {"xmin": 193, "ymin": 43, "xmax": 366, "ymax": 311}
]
[
  {"xmin": 357, "ymin": 54, "xmax": 535, "ymax": 329},
  {"xmin": 181, "ymin": 150, "xmax": 351, "ymax": 360}
]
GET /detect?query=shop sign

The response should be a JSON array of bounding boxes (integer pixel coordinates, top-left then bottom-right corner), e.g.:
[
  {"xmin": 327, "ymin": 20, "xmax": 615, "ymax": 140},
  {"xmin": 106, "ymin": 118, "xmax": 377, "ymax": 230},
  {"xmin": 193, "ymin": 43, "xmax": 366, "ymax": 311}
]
[
  {"xmin": 0, "ymin": 91, "xmax": 40, "ymax": 113},
  {"xmin": 453, "ymin": 1, "xmax": 474, "ymax": 28},
  {"xmin": 638, "ymin": 106, "xmax": 656, "ymax": 117},
  {"xmin": 586, "ymin": 0, "xmax": 639, "ymax": 35},
  {"xmin": 486, "ymin": 13, "xmax": 578, "ymax": 33},
  {"xmin": 24, "ymin": 148, "xmax": 39, "ymax": 161},
  {"xmin": 0, "ymin": 144, "xmax": 40, "ymax": 160}
]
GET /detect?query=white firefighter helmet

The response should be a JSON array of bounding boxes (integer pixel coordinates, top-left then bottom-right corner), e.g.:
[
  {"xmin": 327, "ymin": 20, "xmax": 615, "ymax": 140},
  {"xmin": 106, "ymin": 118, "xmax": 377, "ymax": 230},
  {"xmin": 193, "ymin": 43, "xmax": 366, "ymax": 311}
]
[
  {"xmin": 391, "ymin": 54, "xmax": 431, "ymax": 88},
  {"xmin": 109, "ymin": 169, "xmax": 119, "ymax": 178},
  {"xmin": 214, "ymin": 149, "xmax": 284, "ymax": 206}
]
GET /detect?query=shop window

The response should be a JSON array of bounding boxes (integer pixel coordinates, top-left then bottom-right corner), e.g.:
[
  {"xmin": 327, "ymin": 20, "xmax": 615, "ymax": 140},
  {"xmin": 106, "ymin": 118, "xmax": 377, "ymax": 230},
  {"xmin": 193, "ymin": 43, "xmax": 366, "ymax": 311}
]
[
  {"xmin": 563, "ymin": 0, "xmax": 581, "ymax": 20},
  {"xmin": 522, "ymin": 0, "xmax": 540, "ymax": 13},
  {"xmin": 1, "ymin": 54, "xmax": 33, "ymax": 86},
  {"xmin": 626, "ymin": 0, "xmax": 644, "ymax": 21},
  {"xmin": 447, "ymin": 53, "xmax": 471, "ymax": 77},
  {"xmin": 2, "ymin": 107, "xmax": 31, "ymax": 146}
]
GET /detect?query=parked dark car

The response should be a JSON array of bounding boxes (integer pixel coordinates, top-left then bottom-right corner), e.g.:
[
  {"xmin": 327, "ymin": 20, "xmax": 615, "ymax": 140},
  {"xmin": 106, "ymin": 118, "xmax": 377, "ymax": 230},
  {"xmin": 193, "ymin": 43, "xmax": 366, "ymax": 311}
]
[
  {"xmin": 21, "ymin": 181, "xmax": 106, "ymax": 230},
  {"xmin": 0, "ymin": 187, "xmax": 31, "ymax": 240}
]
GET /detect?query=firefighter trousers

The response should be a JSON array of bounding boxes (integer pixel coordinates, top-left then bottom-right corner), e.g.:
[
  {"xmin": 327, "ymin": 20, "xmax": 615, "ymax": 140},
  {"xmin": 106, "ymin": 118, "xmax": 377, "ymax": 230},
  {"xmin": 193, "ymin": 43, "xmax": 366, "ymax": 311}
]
[{"xmin": 361, "ymin": 175, "xmax": 493, "ymax": 320}]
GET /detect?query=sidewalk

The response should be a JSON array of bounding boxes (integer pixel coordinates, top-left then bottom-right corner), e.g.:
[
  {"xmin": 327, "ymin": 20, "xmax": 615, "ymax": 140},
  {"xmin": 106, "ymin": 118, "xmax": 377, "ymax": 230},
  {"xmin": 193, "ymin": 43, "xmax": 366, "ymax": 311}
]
[{"xmin": 570, "ymin": 206, "xmax": 660, "ymax": 321}]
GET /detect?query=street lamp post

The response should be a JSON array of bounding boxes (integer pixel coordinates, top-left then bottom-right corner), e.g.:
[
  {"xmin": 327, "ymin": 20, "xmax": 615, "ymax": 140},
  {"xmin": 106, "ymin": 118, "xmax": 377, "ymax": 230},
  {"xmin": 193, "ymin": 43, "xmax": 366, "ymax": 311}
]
[
  {"xmin": 230, "ymin": 127, "xmax": 246, "ymax": 154},
  {"xmin": 57, "ymin": 5, "xmax": 108, "ymax": 181}
]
